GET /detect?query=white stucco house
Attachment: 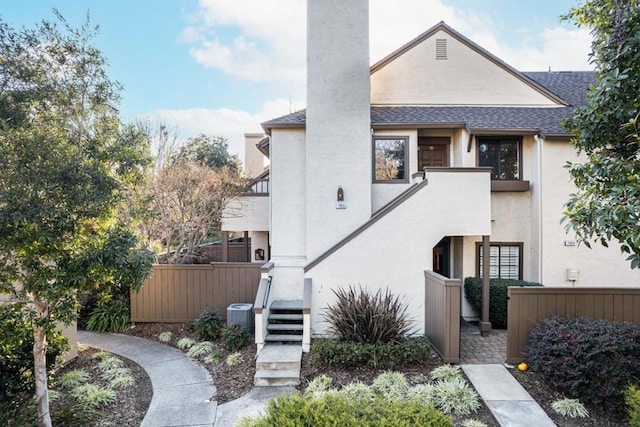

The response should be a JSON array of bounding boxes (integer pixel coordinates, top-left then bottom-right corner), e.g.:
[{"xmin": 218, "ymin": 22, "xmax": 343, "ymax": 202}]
[{"xmin": 222, "ymin": 1, "xmax": 639, "ymax": 351}]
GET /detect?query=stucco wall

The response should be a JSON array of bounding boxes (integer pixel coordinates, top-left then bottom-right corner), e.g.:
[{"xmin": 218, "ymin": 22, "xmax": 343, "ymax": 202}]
[
  {"xmin": 222, "ymin": 196, "xmax": 268, "ymax": 232},
  {"xmin": 306, "ymin": 169, "xmax": 491, "ymax": 336},
  {"xmin": 540, "ymin": 139, "xmax": 640, "ymax": 286},
  {"xmin": 243, "ymin": 133, "xmax": 267, "ymax": 179},
  {"xmin": 371, "ymin": 29, "xmax": 558, "ymax": 106},
  {"xmin": 306, "ymin": 0, "xmax": 372, "ymax": 261}
]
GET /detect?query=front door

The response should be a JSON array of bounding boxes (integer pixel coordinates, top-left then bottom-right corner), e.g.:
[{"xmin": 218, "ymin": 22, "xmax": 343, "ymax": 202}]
[
  {"xmin": 418, "ymin": 137, "xmax": 449, "ymax": 169},
  {"xmin": 433, "ymin": 237, "xmax": 451, "ymax": 278}
]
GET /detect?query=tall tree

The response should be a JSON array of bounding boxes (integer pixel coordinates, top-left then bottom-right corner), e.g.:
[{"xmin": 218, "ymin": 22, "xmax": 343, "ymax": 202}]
[
  {"xmin": 0, "ymin": 12, "xmax": 154, "ymax": 426},
  {"xmin": 562, "ymin": 0, "xmax": 640, "ymax": 268},
  {"xmin": 175, "ymin": 134, "xmax": 241, "ymax": 172}
]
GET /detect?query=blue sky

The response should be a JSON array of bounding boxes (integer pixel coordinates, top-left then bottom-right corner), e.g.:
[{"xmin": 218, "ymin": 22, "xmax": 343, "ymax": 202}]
[{"xmin": 2, "ymin": 0, "xmax": 591, "ymax": 157}]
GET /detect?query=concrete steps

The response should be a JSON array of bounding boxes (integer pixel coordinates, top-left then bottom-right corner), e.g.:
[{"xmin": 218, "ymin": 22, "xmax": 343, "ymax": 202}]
[
  {"xmin": 254, "ymin": 345, "xmax": 302, "ymax": 386},
  {"xmin": 265, "ymin": 300, "xmax": 303, "ymax": 344}
]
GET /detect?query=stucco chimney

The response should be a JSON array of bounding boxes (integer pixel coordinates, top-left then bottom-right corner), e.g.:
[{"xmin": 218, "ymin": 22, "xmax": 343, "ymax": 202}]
[{"xmin": 305, "ymin": 0, "xmax": 371, "ymax": 260}]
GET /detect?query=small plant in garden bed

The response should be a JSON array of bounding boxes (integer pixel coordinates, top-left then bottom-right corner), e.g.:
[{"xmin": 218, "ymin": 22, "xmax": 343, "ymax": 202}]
[
  {"xmin": 87, "ymin": 300, "xmax": 131, "ymax": 333},
  {"xmin": 157, "ymin": 331, "xmax": 173, "ymax": 343},
  {"xmin": 222, "ymin": 323, "xmax": 250, "ymax": 351},
  {"xmin": 189, "ymin": 308, "xmax": 224, "ymax": 340},
  {"xmin": 226, "ymin": 351, "xmax": 243, "ymax": 366},
  {"xmin": 551, "ymin": 398, "xmax": 589, "ymax": 418},
  {"xmin": 324, "ymin": 285, "xmax": 414, "ymax": 343},
  {"xmin": 177, "ymin": 337, "xmax": 196, "ymax": 350},
  {"xmin": 186, "ymin": 341, "xmax": 215, "ymax": 358}
]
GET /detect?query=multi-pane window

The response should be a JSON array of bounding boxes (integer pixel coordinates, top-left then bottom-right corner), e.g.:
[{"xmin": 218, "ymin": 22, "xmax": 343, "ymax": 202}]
[
  {"xmin": 373, "ymin": 136, "xmax": 408, "ymax": 182},
  {"xmin": 478, "ymin": 138, "xmax": 520, "ymax": 180},
  {"xmin": 477, "ymin": 243, "xmax": 522, "ymax": 280}
]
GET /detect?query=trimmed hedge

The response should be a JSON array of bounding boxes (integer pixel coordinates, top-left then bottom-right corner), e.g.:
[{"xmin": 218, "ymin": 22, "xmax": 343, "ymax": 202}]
[
  {"xmin": 527, "ymin": 315, "xmax": 640, "ymax": 415},
  {"xmin": 311, "ymin": 337, "xmax": 432, "ymax": 369},
  {"xmin": 463, "ymin": 277, "xmax": 542, "ymax": 329},
  {"xmin": 241, "ymin": 392, "xmax": 453, "ymax": 427}
]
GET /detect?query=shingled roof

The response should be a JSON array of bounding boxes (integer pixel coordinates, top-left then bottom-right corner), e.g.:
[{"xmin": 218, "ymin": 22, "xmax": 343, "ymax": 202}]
[{"xmin": 262, "ymin": 71, "xmax": 596, "ymax": 137}]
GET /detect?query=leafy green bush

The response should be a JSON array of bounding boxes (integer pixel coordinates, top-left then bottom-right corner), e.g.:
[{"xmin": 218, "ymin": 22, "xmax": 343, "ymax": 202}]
[
  {"xmin": 527, "ymin": 315, "xmax": 640, "ymax": 415},
  {"xmin": 222, "ymin": 324, "xmax": 250, "ymax": 351},
  {"xmin": 0, "ymin": 305, "xmax": 68, "ymax": 402},
  {"xmin": 87, "ymin": 300, "xmax": 130, "ymax": 332},
  {"xmin": 239, "ymin": 392, "xmax": 453, "ymax": 427},
  {"xmin": 432, "ymin": 377, "xmax": 481, "ymax": 415},
  {"xmin": 190, "ymin": 308, "xmax": 223, "ymax": 340},
  {"xmin": 626, "ymin": 384, "xmax": 640, "ymax": 427},
  {"xmin": 372, "ymin": 371, "xmax": 409, "ymax": 402},
  {"xmin": 311, "ymin": 336, "xmax": 431, "ymax": 369},
  {"xmin": 463, "ymin": 277, "xmax": 542, "ymax": 328},
  {"xmin": 324, "ymin": 285, "xmax": 414, "ymax": 343}
]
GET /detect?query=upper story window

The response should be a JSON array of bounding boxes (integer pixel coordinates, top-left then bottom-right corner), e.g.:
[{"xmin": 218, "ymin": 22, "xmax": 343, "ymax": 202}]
[
  {"xmin": 373, "ymin": 136, "xmax": 408, "ymax": 182},
  {"xmin": 478, "ymin": 137, "xmax": 521, "ymax": 180}
]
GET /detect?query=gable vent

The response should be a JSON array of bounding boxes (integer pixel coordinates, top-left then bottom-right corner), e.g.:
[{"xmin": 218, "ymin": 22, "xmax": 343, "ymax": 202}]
[{"xmin": 436, "ymin": 39, "xmax": 447, "ymax": 60}]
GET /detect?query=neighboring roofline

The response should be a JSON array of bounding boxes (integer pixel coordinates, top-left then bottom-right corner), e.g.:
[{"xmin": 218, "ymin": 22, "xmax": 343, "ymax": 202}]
[
  {"xmin": 257, "ymin": 136, "xmax": 270, "ymax": 158},
  {"xmin": 372, "ymin": 122, "xmax": 465, "ymax": 129},
  {"xmin": 470, "ymin": 128, "xmax": 541, "ymax": 135},
  {"xmin": 370, "ymin": 21, "xmax": 568, "ymax": 107}
]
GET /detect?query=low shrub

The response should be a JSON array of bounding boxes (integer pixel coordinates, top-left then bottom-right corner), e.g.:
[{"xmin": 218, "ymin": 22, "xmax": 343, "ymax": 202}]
[
  {"xmin": 222, "ymin": 324, "xmax": 250, "ymax": 351},
  {"xmin": 311, "ymin": 336, "xmax": 431, "ymax": 369},
  {"xmin": 432, "ymin": 377, "xmax": 481, "ymax": 415},
  {"xmin": 527, "ymin": 315, "xmax": 640, "ymax": 415},
  {"xmin": 323, "ymin": 285, "xmax": 414, "ymax": 344},
  {"xmin": 239, "ymin": 392, "xmax": 453, "ymax": 427},
  {"xmin": 626, "ymin": 384, "xmax": 640, "ymax": 427},
  {"xmin": 551, "ymin": 398, "xmax": 589, "ymax": 418},
  {"xmin": 372, "ymin": 371, "xmax": 409, "ymax": 402},
  {"xmin": 190, "ymin": 308, "xmax": 223, "ymax": 340},
  {"xmin": 186, "ymin": 341, "xmax": 214, "ymax": 358},
  {"xmin": 464, "ymin": 277, "xmax": 542, "ymax": 329},
  {"xmin": 87, "ymin": 300, "xmax": 130, "ymax": 332}
]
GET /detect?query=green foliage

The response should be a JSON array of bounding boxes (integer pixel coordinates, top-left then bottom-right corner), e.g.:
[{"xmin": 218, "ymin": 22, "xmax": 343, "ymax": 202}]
[
  {"xmin": 430, "ymin": 365, "xmax": 463, "ymax": 382},
  {"xmin": 407, "ymin": 383, "xmax": 436, "ymax": 405},
  {"xmin": 177, "ymin": 337, "xmax": 196, "ymax": 350},
  {"xmin": 324, "ymin": 286, "xmax": 414, "ymax": 344},
  {"xmin": 226, "ymin": 352, "xmax": 243, "ymax": 366},
  {"xmin": 186, "ymin": 341, "xmax": 214, "ymax": 358},
  {"xmin": 527, "ymin": 315, "xmax": 640, "ymax": 414},
  {"xmin": 464, "ymin": 277, "xmax": 542, "ymax": 328},
  {"xmin": 58, "ymin": 369, "xmax": 90, "ymax": 389},
  {"xmin": 174, "ymin": 134, "xmax": 241, "ymax": 172},
  {"xmin": 92, "ymin": 351, "xmax": 112, "ymax": 361},
  {"xmin": 222, "ymin": 324, "xmax": 250, "ymax": 351},
  {"xmin": 338, "ymin": 381, "xmax": 375, "ymax": 403},
  {"xmin": 626, "ymin": 384, "xmax": 640, "ymax": 427},
  {"xmin": 157, "ymin": 331, "xmax": 173, "ymax": 343},
  {"xmin": 71, "ymin": 384, "xmax": 117, "ymax": 409},
  {"xmin": 87, "ymin": 300, "xmax": 130, "ymax": 332},
  {"xmin": 372, "ymin": 371, "xmax": 409, "ymax": 402},
  {"xmin": 0, "ymin": 305, "xmax": 68, "ymax": 401},
  {"xmin": 551, "ymin": 398, "xmax": 589, "ymax": 418},
  {"xmin": 190, "ymin": 309, "xmax": 224, "ymax": 340},
  {"xmin": 561, "ymin": 0, "xmax": 640, "ymax": 268},
  {"xmin": 432, "ymin": 378, "xmax": 481, "ymax": 415},
  {"xmin": 109, "ymin": 375, "xmax": 135, "ymax": 389},
  {"xmin": 100, "ymin": 367, "xmax": 132, "ymax": 382},
  {"xmin": 238, "ymin": 392, "xmax": 453, "ymax": 427},
  {"xmin": 97, "ymin": 356, "xmax": 124, "ymax": 371},
  {"xmin": 311, "ymin": 336, "xmax": 432, "ymax": 369},
  {"xmin": 204, "ymin": 351, "xmax": 222, "ymax": 364},
  {"xmin": 304, "ymin": 375, "xmax": 334, "ymax": 399}
]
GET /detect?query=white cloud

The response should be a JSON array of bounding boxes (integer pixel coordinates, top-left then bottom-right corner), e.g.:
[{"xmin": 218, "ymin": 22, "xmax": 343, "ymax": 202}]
[{"xmin": 140, "ymin": 98, "xmax": 298, "ymax": 159}]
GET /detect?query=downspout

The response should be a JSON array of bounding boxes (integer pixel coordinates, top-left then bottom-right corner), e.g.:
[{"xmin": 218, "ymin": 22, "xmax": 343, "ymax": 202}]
[{"xmin": 534, "ymin": 134, "xmax": 544, "ymax": 283}]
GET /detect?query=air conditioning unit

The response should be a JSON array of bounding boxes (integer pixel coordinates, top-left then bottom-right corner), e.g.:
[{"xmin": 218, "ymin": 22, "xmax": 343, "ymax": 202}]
[{"xmin": 227, "ymin": 303, "xmax": 253, "ymax": 331}]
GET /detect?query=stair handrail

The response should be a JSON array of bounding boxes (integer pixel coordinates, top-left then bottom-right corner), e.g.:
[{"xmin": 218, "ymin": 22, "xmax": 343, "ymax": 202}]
[{"xmin": 254, "ymin": 275, "xmax": 272, "ymax": 314}]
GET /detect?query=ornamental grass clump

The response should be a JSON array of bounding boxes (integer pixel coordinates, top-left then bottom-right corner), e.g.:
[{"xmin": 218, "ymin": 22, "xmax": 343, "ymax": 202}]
[
  {"xmin": 551, "ymin": 398, "xmax": 589, "ymax": 418},
  {"xmin": 157, "ymin": 331, "xmax": 172, "ymax": 343},
  {"xmin": 371, "ymin": 371, "xmax": 409, "ymax": 402},
  {"xmin": 407, "ymin": 383, "xmax": 436, "ymax": 405},
  {"xmin": 177, "ymin": 337, "xmax": 196, "ymax": 350},
  {"xmin": 186, "ymin": 341, "xmax": 214, "ymax": 358},
  {"xmin": 324, "ymin": 285, "xmax": 414, "ymax": 344},
  {"xmin": 304, "ymin": 375, "xmax": 334, "ymax": 399},
  {"xmin": 432, "ymin": 377, "xmax": 481, "ymax": 415},
  {"xmin": 338, "ymin": 381, "xmax": 375, "ymax": 403},
  {"xmin": 58, "ymin": 370, "xmax": 90, "ymax": 389},
  {"xmin": 430, "ymin": 365, "xmax": 463, "ymax": 382}
]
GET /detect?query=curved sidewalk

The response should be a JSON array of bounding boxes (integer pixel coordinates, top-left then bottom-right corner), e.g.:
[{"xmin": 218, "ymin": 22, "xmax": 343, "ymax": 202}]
[{"xmin": 78, "ymin": 331, "xmax": 217, "ymax": 427}]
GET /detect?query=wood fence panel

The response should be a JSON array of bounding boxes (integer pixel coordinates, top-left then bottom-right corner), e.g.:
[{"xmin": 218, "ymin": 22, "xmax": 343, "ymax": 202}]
[
  {"xmin": 507, "ymin": 287, "xmax": 640, "ymax": 363},
  {"xmin": 424, "ymin": 271, "xmax": 460, "ymax": 363},
  {"xmin": 131, "ymin": 263, "xmax": 262, "ymax": 322}
]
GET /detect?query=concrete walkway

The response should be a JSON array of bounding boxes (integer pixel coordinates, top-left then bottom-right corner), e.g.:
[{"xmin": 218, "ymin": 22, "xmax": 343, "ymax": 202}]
[
  {"xmin": 462, "ymin": 364, "xmax": 555, "ymax": 427},
  {"xmin": 79, "ymin": 332, "xmax": 554, "ymax": 427},
  {"xmin": 78, "ymin": 331, "xmax": 217, "ymax": 427}
]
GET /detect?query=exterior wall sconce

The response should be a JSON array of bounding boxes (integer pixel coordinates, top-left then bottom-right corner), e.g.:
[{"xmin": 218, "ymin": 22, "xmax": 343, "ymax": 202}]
[
  {"xmin": 337, "ymin": 186, "xmax": 344, "ymax": 201},
  {"xmin": 336, "ymin": 186, "xmax": 346, "ymax": 209},
  {"xmin": 254, "ymin": 248, "xmax": 265, "ymax": 261}
]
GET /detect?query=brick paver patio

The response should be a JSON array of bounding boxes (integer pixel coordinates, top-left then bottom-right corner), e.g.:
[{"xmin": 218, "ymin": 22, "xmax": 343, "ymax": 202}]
[{"xmin": 460, "ymin": 320, "xmax": 508, "ymax": 364}]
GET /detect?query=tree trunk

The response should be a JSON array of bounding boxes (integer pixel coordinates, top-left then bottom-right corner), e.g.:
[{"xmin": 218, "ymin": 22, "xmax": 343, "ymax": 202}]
[{"xmin": 33, "ymin": 307, "xmax": 52, "ymax": 427}]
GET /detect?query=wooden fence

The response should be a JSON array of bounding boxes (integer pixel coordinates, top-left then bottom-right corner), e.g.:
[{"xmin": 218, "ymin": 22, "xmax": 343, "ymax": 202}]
[
  {"xmin": 424, "ymin": 270, "xmax": 461, "ymax": 363},
  {"xmin": 507, "ymin": 286, "xmax": 640, "ymax": 363},
  {"xmin": 130, "ymin": 263, "xmax": 262, "ymax": 322}
]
